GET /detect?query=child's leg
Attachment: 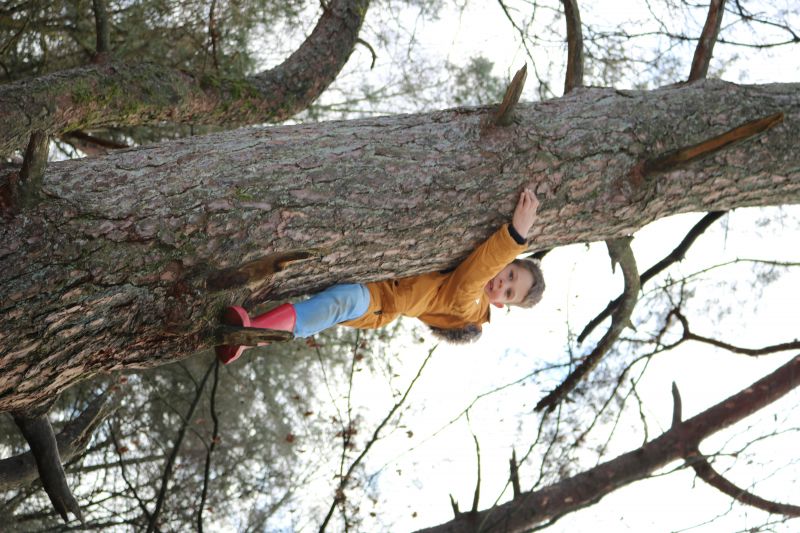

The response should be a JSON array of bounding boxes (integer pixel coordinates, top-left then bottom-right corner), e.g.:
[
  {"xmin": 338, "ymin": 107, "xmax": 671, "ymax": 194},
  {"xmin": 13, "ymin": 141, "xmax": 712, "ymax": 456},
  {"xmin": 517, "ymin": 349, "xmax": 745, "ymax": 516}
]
[{"xmin": 293, "ymin": 283, "xmax": 370, "ymax": 338}]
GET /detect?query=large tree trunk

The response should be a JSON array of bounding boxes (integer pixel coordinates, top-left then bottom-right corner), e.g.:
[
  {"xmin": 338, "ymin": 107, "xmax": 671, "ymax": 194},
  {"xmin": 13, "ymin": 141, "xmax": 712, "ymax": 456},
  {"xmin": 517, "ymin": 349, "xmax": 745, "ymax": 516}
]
[
  {"xmin": 0, "ymin": 0, "xmax": 369, "ymax": 155},
  {"xmin": 1, "ymin": 79, "xmax": 798, "ymax": 412}
]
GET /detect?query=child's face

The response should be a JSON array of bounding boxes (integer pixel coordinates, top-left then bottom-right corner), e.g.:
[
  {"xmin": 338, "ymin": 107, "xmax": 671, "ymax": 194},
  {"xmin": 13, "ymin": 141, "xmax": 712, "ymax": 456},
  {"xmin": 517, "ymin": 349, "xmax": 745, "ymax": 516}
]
[{"xmin": 484, "ymin": 263, "xmax": 534, "ymax": 308}]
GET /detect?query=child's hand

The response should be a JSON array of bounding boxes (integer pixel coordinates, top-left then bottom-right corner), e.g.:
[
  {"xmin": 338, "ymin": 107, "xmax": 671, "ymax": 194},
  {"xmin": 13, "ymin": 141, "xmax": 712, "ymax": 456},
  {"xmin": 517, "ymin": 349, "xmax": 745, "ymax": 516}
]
[{"xmin": 511, "ymin": 188, "xmax": 539, "ymax": 237}]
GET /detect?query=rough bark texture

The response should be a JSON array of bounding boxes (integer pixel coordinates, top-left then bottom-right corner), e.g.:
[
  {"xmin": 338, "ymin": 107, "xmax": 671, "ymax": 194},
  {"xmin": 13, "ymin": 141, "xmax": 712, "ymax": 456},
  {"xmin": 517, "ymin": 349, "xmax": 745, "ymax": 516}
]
[
  {"xmin": 415, "ymin": 355, "xmax": 800, "ymax": 533},
  {"xmin": 0, "ymin": 0, "xmax": 369, "ymax": 155},
  {"xmin": 1, "ymin": 80, "xmax": 799, "ymax": 412}
]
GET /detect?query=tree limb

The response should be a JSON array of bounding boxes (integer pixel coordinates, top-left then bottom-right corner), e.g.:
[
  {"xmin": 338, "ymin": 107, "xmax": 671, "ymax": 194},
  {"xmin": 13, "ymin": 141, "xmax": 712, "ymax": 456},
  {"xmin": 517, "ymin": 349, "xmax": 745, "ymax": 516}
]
[
  {"xmin": 536, "ymin": 237, "xmax": 640, "ymax": 412},
  {"xmin": 3, "ymin": 129, "xmax": 49, "ymax": 216},
  {"xmin": 670, "ymin": 382, "xmax": 682, "ymax": 429},
  {"xmin": 213, "ymin": 324, "xmax": 294, "ymax": 346},
  {"xmin": 0, "ymin": 388, "xmax": 118, "ymax": 491},
  {"xmin": 577, "ymin": 211, "xmax": 725, "ymax": 344},
  {"xmin": 688, "ymin": 0, "xmax": 726, "ymax": 82},
  {"xmin": 490, "ymin": 64, "xmax": 527, "ymax": 127},
  {"xmin": 673, "ymin": 308, "xmax": 800, "ymax": 356},
  {"xmin": 631, "ymin": 112, "xmax": 784, "ymax": 184},
  {"xmin": 416, "ymin": 355, "xmax": 800, "ymax": 533},
  {"xmin": 91, "ymin": 0, "xmax": 110, "ymax": 61},
  {"xmin": 470, "ymin": 429, "xmax": 481, "ymax": 513},
  {"xmin": 562, "ymin": 0, "xmax": 584, "ymax": 93},
  {"xmin": 0, "ymin": 0, "xmax": 371, "ymax": 155},
  {"xmin": 145, "ymin": 361, "xmax": 215, "ymax": 533},
  {"xmin": 509, "ymin": 449, "xmax": 521, "ymax": 498},
  {"xmin": 691, "ymin": 456, "xmax": 800, "ymax": 516},
  {"xmin": 11, "ymin": 413, "xmax": 83, "ymax": 523}
]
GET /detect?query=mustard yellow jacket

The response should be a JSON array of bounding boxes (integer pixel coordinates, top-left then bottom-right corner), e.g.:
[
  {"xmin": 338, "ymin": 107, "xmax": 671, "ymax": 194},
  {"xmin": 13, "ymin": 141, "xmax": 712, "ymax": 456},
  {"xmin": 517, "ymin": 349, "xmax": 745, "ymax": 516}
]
[{"xmin": 343, "ymin": 224, "xmax": 527, "ymax": 331}]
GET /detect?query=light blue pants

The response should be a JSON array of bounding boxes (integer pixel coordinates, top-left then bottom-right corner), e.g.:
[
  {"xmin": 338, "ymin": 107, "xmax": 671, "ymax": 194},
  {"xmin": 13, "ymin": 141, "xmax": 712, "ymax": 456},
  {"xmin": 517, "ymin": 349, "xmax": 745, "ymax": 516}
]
[{"xmin": 293, "ymin": 284, "xmax": 371, "ymax": 338}]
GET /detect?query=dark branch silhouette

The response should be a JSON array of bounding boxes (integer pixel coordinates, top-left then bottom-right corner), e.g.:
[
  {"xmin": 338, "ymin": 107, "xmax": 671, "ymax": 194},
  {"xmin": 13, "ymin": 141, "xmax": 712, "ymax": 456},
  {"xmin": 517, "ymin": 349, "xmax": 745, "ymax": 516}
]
[
  {"xmin": 689, "ymin": 0, "xmax": 726, "ymax": 81},
  {"xmin": 1, "ymin": 389, "xmax": 117, "ymax": 496},
  {"xmin": 146, "ymin": 362, "xmax": 215, "ymax": 533},
  {"xmin": 691, "ymin": 456, "xmax": 800, "ymax": 516},
  {"xmin": 536, "ymin": 238, "xmax": 640, "ymax": 412},
  {"xmin": 562, "ymin": 0, "xmax": 584, "ymax": 92},
  {"xmin": 672, "ymin": 308, "xmax": 800, "ymax": 356},
  {"xmin": 11, "ymin": 413, "xmax": 83, "ymax": 523},
  {"xmin": 197, "ymin": 360, "xmax": 221, "ymax": 533},
  {"xmin": 91, "ymin": 0, "xmax": 110, "ymax": 61},
  {"xmin": 417, "ymin": 355, "xmax": 800, "ymax": 533},
  {"xmin": 577, "ymin": 211, "xmax": 725, "ymax": 344}
]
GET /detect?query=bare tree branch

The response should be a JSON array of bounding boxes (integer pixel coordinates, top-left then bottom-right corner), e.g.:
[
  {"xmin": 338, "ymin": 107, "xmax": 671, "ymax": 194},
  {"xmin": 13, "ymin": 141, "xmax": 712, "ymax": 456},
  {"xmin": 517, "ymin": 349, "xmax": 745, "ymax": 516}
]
[
  {"xmin": 207, "ymin": 0, "xmax": 220, "ymax": 71},
  {"xmin": 468, "ymin": 413, "xmax": 481, "ymax": 513},
  {"xmin": 630, "ymin": 112, "xmax": 783, "ymax": 182},
  {"xmin": 11, "ymin": 413, "xmax": 83, "ymax": 523},
  {"xmin": 491, "ymin": 64, "xmax": 527, "ymax": 126},
  {"xmin": 109, "ymin": 423, "xmax": 157, "ymax": 529},
  {"xmin": 578, "ymin": 211, "xmax": 725, "ymax": 344},
  {"xmin": 3, "ymin": 129, "xmax": 48, "ymax": 216},
  {"xmin": 0, "ymin": 0, "xmax": 371, "ymax": 155},
  {"xmin": 319, "ymin": 345, "xmax": 437, "ymax": 532},
  {"xmin": 146, "ymin": 361, "xmax": 215, "ymax": 533},
  {"xmin": 691, "ymin": 456, "xmax": 800, "ymax": 516},
  {"xmin": 509, "ymin": 449, "xmax": 521, "ymax": 499},
  {"xmin": 689, "ymin": 0, "xmax": 726, "ymax": 81},
  {"xmin": 91, "ymin": 0, "xmax": 110, "ymax": 61},
  {"xmin": 671, "ymin": 381, "xmax": 682, "ymax": 429},
  {"xmin": 673, "ymin": 308, "xmax": 800, "ymax": 356},
  {"xmin": 0, "ymin": 388, "xmax": 118, "ymax": 491},
  {"xmin": 562, "ymin": 0, "xmax": 584, "ymax": 93},
  {"xmin": 213, "ymin": 324, "xmax": 294, "ymax": 346},
  {"xmin": 197, "ymin": 360, "xmax": 221, "ymax": 533},
  {"xmin": 536, "ymin": 237, "xmax": 640, "ymax": 412},
  {"xmin": 417, "ymin": 355, "xmax": 800, "ymax": 533}
]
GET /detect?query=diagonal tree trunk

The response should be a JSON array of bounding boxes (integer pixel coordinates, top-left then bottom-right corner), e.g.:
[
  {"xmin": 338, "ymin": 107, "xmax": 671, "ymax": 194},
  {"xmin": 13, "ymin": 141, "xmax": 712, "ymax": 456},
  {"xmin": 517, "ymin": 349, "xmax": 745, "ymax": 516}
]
[
  {"xmin": 1, "ymin": 79, "xmax": 799, "ymax": 412},
  {"xmin": 0, "ymin": 0, "xmax": 369, "ymax": 155}
]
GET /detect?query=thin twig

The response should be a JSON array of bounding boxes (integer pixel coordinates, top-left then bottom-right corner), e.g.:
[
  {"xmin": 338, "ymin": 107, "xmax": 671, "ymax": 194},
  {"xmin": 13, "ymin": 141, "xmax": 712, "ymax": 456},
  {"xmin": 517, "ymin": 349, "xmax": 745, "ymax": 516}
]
[
  {"xmin": 197, "ymin": 360, "xmax": 221, "ymax": 533},
  {"xmin": 146, "ymin": 362, "xmax": 215, "ymax": 533},
  {"xmin": 318, "ymin": 345, "xmax": 437, "ymax": 532}
]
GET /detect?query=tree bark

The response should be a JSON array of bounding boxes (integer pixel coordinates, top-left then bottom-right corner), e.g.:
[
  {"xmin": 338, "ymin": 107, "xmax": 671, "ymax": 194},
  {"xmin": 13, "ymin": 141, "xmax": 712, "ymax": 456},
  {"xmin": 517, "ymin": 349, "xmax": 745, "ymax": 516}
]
[
  {"xmin": 414, "ymin": 355, "xmax": 800, "ymax": 533},
  {"xmin": 0, "ymin": 0, "xmax": 369, "ymax": 155},
  {"xmin": 1, "ymin": 79, "xmax": 799, "ymax": 412}
]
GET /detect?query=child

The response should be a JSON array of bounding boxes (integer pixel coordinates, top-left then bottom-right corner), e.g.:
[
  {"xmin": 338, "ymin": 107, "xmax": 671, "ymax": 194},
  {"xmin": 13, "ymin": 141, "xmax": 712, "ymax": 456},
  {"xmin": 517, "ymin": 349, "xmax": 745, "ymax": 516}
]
[{"xmin": 216, "ymin": 189, "xmax": 544, "ymax": 364}]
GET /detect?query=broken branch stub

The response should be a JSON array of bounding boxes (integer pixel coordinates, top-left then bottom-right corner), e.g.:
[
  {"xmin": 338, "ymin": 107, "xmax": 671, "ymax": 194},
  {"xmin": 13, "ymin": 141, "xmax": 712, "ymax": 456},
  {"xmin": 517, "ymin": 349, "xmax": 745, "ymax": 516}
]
[{"xmin": 491, "ymin": 65, "xmax": 528, "ymax": 127}]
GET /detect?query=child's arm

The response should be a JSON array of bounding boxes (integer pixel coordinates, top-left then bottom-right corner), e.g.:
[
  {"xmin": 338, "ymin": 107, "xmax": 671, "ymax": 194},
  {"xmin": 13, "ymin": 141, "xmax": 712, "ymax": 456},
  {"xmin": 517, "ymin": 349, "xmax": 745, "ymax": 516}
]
[{"xmin": 440, "ymin": 189, "xmax": 537, "ymax": 303}]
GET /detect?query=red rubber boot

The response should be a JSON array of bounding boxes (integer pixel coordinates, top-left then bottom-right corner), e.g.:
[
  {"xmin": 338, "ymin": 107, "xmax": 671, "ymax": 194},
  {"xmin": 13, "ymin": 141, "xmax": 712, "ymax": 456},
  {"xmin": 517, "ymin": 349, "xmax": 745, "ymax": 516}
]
[{"xmin": 215, "ymin": 303, "xmax": 297, "ymax": 364}]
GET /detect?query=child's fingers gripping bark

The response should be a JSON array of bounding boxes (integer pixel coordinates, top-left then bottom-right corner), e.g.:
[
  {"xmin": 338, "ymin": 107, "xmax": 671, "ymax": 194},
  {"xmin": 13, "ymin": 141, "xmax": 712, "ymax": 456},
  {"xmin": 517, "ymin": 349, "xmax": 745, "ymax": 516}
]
[{"xmin": 512, "ymin": 188, "xmax": 539, "ymax": 237}]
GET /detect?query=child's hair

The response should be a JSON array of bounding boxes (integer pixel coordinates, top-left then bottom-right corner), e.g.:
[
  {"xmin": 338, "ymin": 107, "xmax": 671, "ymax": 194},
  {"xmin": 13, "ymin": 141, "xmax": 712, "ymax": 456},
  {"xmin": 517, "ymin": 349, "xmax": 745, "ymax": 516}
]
[{"xmin": 511, "ymin": 257, "xmax": 545, "ymax": 308}]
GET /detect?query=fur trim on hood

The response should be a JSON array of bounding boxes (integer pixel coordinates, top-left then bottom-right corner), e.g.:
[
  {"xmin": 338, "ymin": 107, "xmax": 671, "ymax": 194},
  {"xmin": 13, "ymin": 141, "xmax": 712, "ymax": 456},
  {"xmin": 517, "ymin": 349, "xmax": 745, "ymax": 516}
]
[{"xmin": 427, "ymin": 323, "xmax": 482, "ymax": 344}]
